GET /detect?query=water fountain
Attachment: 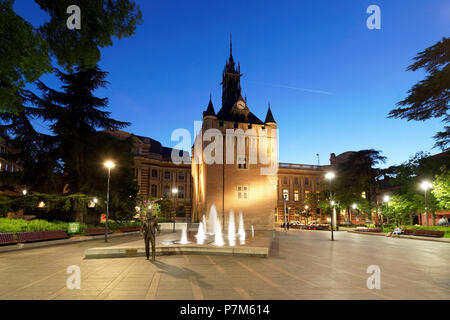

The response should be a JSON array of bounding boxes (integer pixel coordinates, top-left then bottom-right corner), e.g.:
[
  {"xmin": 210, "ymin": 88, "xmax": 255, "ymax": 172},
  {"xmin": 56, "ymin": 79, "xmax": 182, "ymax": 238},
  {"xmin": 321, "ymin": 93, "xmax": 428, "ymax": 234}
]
[
  {"xmin": 251, "ymin": 225, "xmax": 255, "ymax": 238},
  {"xmin": 214, "ymin": 218, "xmax": 224, "ymax": 246},
  {"xmin": 238, "ymin": 211, "xmax": 246, "ymax": 245},
  {"xmin": 227, "ymin": 210, "xmax": 236, "ymax": 246},
  {"xmin": 208, "ymin": 205, "xmax": 218, "ymax": 235},
  {"xmin": 202, "ymin": 215, "xmax": 207, "ymax": 235},
  {"xmin": 195, "ymin": 221, "xmax": 206, "ymax": 245},
  {"xmin": 179, "ymin": 225, "xmax": 189, "ymax": 244}
]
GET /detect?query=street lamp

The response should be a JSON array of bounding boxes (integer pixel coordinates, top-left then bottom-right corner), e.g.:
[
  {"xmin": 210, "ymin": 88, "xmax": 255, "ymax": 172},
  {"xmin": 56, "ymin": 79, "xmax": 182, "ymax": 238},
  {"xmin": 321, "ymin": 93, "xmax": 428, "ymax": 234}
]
[
  {"xmin": 104, "ymin": 161, "xmax": 115, "ymax": 242},
  {"xmin": 304, "ymin": 205, "xmax": 309, "ymax": 224},
  {"xmin": 172, "ymin": 188, "xmax": 178, "ymax": 232},
  {"xmin": 421, "ymin": 181, "xmax": 432, "ymax": 230},
  {"xmin": 326, "ymin": 171, "xmax": 335, "ymax": 241},
  {"xmin": 22, "ymin": 189, "xmax": 27, "ymax": 196}
]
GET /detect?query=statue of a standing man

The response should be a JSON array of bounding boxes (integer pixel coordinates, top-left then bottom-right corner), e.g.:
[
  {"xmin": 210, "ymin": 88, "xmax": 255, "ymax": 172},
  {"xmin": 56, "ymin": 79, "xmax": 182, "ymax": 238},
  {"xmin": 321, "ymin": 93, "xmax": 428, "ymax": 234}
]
[{"xmin": 141, "ymin": 214, "xmax": 160, "ymax": 261}]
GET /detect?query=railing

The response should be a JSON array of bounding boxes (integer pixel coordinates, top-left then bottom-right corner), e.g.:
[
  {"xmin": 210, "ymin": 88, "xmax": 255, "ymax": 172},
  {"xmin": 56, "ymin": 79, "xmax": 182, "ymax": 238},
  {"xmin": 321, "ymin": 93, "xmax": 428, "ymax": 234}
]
[{"xmin": 278, "ymin": 163, "xmax": 319, "ymax": 169}]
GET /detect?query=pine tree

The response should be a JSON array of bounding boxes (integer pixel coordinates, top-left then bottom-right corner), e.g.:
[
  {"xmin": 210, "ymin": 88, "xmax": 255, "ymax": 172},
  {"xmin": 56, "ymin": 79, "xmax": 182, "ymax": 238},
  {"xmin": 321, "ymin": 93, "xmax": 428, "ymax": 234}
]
[
  {"xmin": 26, "ymin": 66, "xmax": 130, "ymax": 193},
  {"xmin": 388, "ymin": 37, "xmax": 450, "ymax": 150}
]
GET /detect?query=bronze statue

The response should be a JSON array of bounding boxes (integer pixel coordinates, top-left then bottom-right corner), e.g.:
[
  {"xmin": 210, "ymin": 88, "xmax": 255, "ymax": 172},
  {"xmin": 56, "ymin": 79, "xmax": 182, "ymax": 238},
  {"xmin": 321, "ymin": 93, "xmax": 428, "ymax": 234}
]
[{"xmin": 141, "ymin": 214, "xmax": 160, "ymax": 261}]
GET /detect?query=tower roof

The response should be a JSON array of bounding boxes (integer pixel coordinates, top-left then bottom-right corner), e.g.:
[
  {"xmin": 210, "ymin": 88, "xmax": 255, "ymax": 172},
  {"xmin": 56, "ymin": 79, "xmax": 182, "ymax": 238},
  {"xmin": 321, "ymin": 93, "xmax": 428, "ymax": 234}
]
[
  {"xmin": 265, "ymin": 104, "xmax": 276, "ymax": 124},
  {"xmin": 203, "ymin": 96, "xmax": 216, "ymax": 117}
]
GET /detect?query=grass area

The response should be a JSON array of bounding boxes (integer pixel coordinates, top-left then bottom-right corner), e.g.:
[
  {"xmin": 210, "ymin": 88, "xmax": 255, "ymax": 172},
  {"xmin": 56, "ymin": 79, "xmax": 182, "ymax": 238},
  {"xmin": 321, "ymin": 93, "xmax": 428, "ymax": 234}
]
[{"xmin": 0, "ymin": 218, "xmax": 143, "ymax": 236}]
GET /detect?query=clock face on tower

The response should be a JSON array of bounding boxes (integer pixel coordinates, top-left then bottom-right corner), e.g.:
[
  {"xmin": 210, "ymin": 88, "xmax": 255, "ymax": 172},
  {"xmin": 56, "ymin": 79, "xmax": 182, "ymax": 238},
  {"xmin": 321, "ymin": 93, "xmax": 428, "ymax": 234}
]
[{"xmin": 237, "ymin": 101, "xmax": 245, "ymax": 110}]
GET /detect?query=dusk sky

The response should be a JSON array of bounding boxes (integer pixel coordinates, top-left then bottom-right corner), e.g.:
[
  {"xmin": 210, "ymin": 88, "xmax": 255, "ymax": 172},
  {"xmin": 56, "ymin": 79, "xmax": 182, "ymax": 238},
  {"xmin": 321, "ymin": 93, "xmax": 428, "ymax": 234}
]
[{"xmin": 14, "ymin": 0, "xmax": 450, "ymax": 168}]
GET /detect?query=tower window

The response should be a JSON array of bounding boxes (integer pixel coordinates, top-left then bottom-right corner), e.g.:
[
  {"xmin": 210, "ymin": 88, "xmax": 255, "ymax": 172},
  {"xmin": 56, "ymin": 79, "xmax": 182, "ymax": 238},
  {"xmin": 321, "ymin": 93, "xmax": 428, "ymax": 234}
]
[{"xmin": 237, "ymin": 186, "xmax": 248, "ymax": 199}]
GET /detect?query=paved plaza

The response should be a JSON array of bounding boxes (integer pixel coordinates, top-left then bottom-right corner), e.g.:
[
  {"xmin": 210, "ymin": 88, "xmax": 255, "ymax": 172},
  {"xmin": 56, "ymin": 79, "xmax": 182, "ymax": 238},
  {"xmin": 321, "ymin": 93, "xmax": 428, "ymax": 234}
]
[{"xmin": 0, "ymin": 230, "xmax": 449, "ymax": 300}]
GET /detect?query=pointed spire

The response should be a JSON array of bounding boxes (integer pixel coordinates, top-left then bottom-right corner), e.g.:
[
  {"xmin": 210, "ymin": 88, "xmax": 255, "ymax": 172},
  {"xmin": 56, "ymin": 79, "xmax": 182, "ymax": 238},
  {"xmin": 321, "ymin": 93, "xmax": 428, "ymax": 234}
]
[
  {"xmin": 265, "ymin": 103, "xmax": 276, "ymax": 124},
  {"xmin": 203, "ymin": 95, "xmax": 216, "ymax": 117},
  {"xmin": 230, "ymin": 33, "xmax": 232, "ymax": 56}
]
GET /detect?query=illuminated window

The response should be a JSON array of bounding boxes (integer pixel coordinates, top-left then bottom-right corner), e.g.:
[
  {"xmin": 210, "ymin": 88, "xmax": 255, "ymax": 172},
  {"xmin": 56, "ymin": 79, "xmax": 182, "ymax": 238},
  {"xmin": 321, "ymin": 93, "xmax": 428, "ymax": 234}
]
[
  {"xmin": 237, "ymin": 186, "xmax": 248, "ymax": 199},
  {"xmin": 282, "ymin": 189, "xmax": 289, "ymax": 201},
  {"xmin": 305, "ymin": 190, "xmax": 310, "ymax": 200},
  {"xmin": 294, "ymin": 190, "xmax": 299, "ymax": 201},
  {"xmin": 362, "ymin": 192, "xmax": 366, "ymax": 199},
  {"xmin": 238, "ymin": 157, "xmax": 247, "ymax": 169}
]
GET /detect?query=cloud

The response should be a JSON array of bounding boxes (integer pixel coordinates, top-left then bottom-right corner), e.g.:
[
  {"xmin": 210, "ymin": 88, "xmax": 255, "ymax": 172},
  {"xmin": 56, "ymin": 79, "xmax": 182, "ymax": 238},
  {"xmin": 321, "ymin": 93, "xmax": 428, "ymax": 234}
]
[{"xmin": 246, "ymin": 80, "xmax": 333, "ymax": 95}]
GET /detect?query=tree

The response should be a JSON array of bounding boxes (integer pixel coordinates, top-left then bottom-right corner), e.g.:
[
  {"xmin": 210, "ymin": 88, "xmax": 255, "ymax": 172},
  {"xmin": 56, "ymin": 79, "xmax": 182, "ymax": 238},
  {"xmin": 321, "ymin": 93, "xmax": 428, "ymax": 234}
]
[
  {"xmin": 35, "ymin": 0, "xmax": 143, "ymax": 71},
  {"xmin": 432, "ymin": 166, "xmax": 450, "ymax": 210},
  {"xmin": 0, "ymin": 0, "xmax": 52, "ymax": 113},
  {"xmin": 388, "ymin": 37, "xmax": 450, "ymax": 150},
  {"xmin": 26, "ymin": 66, "xmax": 130, "ymax": 193}
]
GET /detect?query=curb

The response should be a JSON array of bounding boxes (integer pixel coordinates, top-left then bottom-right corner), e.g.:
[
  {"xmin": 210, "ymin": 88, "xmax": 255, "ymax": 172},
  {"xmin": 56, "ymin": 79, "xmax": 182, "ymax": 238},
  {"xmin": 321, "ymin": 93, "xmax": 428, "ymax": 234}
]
[
  {"xmin": 85, "ymin": 245, "xmax": 268, "ymax": 259},
  {"xmin": 347, "ymin": 230, "xmax": 450, "ymax": 243},
  {"xmin": 0, "ymin": 231, "xmax": 141, "ymax": 254}
]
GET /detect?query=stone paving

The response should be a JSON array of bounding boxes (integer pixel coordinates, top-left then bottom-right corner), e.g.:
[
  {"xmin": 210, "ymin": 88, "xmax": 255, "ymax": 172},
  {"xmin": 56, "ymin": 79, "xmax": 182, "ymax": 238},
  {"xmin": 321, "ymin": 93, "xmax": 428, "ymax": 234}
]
[{"xmin": 0, "ymin": 229, "xmax": 448, "ymax": 300}]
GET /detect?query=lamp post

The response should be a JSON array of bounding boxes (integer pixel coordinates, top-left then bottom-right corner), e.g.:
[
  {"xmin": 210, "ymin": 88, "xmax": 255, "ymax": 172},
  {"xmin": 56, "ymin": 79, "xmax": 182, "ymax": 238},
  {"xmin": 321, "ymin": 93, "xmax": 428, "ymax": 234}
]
[
  {"xmin": 104, "ymin": 161, "xmax": 115, "ymax": 242},
  {"xmin": 172, "ymin": 188, "xmax": 178, "ymax": 232},
  {"xmin": 382, "ymin": 195, "xmax": 390, "ymax": 232},
  {"xmin": 22, "ymin": 189, "xmax": 27, "ymax": 196},
  {"xmin": 305, "ymin": 205, "xmax": 309, "ymax": 225},
  {"xmin": 325, "ymin": 172, "xmax": 335, "ymax": 241},
  {"xmin": 283, "ymin": 193, "xmax": 287, "ymax": 231},
  {"xmin": 421, "ymin": 181, "xmax": 432, "ymax": 230}
]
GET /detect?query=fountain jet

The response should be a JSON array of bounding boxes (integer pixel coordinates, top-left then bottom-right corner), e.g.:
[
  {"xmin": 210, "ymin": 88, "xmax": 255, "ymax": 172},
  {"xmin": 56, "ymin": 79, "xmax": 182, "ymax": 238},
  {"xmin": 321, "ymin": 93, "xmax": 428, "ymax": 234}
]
[
  {"xmin": 214, "ymin": 218, "xmax": 224, "ymax": 246},
  {"xmin": 202, "ymin": 215, "xmax": 207, "ymax": 235},
  {"xmin": 195, "ymin": 221, "xmax": 206, "ymax": 245},
  {"xmin": 251, "ymin": 225, "xmax": 255, "ymax": 238},
  {"xmin": 227, "ymin": 210, "xmax": 236, "ymax": 246},
  {"xmin": 237, "ymin": 211, "xmax": 246, "ymax": 245},
  {"xmin": 208, "ymin": 205, "xmax": 218, "ymax": 235},
  {"xmin": 180, "ymin": 225, "xmax": 189, "ymax": 244}
]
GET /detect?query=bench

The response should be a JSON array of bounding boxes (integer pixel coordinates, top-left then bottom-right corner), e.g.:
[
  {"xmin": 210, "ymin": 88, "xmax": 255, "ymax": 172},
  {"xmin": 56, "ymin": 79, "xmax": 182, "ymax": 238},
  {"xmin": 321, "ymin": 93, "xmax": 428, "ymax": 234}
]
[
  {"xmin": 412, "ymin": 229, "xmax": 445, "ymax": 238},
  {"xmin": 16, "ymin": 230, "xmax": 68, "ymax": 243},
  {"xmin": 85, "ymin": 228, "xmax": 113, "ymax": 236},
  {"xmin": 0, "ymin": 233, "xmax": 17, "ymax": 245},
  {"xmin": 119, "ymin": 226, "xmax": 141, "ymax": 233}
]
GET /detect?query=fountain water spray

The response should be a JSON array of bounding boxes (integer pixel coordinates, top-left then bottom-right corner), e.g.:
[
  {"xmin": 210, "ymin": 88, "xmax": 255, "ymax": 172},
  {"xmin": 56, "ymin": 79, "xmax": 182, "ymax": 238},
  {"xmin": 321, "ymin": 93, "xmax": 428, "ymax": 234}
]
[
  {"xmin": 202, "ymin": 215, "xmax": 207, "ymax": 235},
  {"xmin": 227, "ymin": 210, "xmax": 236, "ymax": 246},
  {"xmin": 251, "ymin": 225, "xmax": 255, "ymax": 238},
  {"xmin": 195, "ymin": 221, "xmax": 206, "ymax": 245},
  {"xmin": 237, "ymin": 211, "xmax": 246, "ymax": 245},
  {"xmin": 208, "ymin": 205, "xmax": 218, "ymax": 235},
  {"xmin": 180, "ymin": 225, "xmax": 189, "ymax": 244},
  {"xmin": 214, "ymin": 218, "xmax": 224, "ymax": 246}
]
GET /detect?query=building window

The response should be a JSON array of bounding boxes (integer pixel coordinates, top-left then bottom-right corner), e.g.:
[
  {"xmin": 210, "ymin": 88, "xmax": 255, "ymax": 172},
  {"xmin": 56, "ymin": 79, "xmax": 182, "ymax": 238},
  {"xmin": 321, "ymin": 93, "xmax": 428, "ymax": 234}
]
[
  {"xmin": 178, "ymin": 186, "xmax": 185, "ymax": 199},
  {"xmin": 238, "ymin": 157, "xmax": 247, "ymax": 169},
  {"xmin": 282, "ymin": 189, "xmax": 289, "ymax": 201},
  {"xmin": 294, "ymin": 177, "xmax": 299, "ymax": 185},
  {"xmin": 151, "ymin": 169, "xmax": 158, "ymax": 178},
  {"xmin": 164, "ymin": 171, "xmax": 171, "ymax": 180},
  {"xmin": 163, "ymin": 185, "xmax": 170, "ymax": 198},
  {"xmin": 237, "ymin": 186, "xmax": 248, "ymax": 199},
  {"xmin": 294, "ymin": 190, "xmax": 299, "ymax": 201},
  {"xmin": 305, "ymin": 178, "xmax": 309, "ymax": 186},
  {"xmin": 178, "ymin": 172, "xmax": 185, "ymax": 181},
  {"xmin": 305, "ymin": 190, "xmax": 310, "ymax": 200},
  {"xmin": 151, "ymin": 184, "xmax": 157, "ymax": 197},
  {"xmin": 283, "ymin": 177, "xmax": 287, "ymax": 185}
]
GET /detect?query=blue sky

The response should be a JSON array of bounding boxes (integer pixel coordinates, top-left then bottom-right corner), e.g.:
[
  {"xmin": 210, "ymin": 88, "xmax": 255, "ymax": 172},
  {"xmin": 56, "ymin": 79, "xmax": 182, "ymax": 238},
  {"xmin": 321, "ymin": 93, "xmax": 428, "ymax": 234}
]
[{"xmin": 14, "ymin": 0, "xmax": 450, "ymax": 167}]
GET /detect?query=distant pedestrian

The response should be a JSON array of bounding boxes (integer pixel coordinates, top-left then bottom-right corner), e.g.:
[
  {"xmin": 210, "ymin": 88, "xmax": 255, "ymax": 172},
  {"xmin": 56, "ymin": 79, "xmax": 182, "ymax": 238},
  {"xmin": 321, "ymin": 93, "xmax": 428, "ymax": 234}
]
[{"xmin": 286, "ymin": 221, "xmax": 290, "ymax": 230}]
